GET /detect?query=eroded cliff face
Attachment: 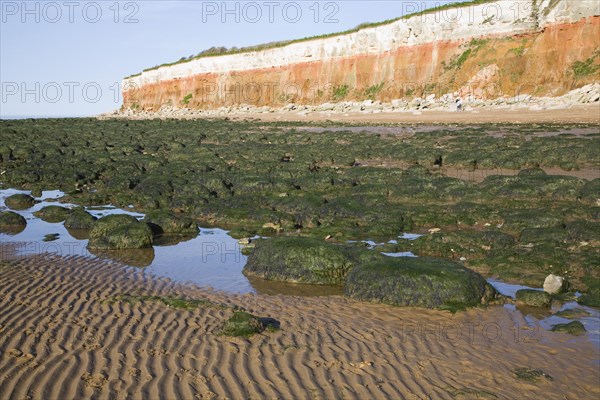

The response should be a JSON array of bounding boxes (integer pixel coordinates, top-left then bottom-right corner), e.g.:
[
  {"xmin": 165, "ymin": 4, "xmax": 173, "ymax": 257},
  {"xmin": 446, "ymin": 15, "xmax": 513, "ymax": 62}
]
[{"xmin": 123, "ymin": 0, "xmax": 600, "ymax": 110}]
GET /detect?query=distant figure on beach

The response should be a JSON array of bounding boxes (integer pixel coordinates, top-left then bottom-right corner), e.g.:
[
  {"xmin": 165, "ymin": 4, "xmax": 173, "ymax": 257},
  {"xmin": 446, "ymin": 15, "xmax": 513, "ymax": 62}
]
[{"xmin": 456, "ymin": 98, "xmax": 463, "ymax": 112}]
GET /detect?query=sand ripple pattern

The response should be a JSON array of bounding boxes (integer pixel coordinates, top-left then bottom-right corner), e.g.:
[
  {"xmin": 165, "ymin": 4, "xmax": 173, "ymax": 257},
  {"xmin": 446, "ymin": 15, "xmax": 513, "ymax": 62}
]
[{"xmin": 0, "ymin": 253, "xmax": 598, "ymax": 399}]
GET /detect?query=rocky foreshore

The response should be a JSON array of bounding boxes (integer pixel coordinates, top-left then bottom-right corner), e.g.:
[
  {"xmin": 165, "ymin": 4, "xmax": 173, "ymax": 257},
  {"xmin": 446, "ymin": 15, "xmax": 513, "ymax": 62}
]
[{"xmin": 103, "ymin": 83, "xmax": 600, "ymax": 120}]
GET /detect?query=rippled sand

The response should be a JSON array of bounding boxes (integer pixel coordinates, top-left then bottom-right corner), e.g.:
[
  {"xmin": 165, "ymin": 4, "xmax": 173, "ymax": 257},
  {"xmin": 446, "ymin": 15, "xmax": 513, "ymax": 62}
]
[{"xmin": 0, "ymin": 250, "xmax": 598, "ymax": 399}]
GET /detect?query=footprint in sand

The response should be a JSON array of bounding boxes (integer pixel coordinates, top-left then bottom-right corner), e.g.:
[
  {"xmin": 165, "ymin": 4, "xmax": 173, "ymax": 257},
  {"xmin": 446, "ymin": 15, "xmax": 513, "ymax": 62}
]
[{"xmin": 81, "ymin": 372, "xmax": 108, "ymax": 389}]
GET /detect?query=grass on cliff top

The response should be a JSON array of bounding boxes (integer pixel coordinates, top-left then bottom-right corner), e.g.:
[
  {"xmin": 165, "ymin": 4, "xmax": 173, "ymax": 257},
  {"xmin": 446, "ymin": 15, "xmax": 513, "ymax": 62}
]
[{"xmin": 124, "ymin": 0, "xmax": 495, "ymax": 79}]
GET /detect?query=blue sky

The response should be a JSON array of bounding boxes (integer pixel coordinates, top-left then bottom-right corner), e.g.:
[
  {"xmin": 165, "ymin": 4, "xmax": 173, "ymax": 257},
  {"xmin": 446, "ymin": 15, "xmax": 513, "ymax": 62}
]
[{"xmin": 1, "ymin": 0, "xmax": 457, "ymax": 117}]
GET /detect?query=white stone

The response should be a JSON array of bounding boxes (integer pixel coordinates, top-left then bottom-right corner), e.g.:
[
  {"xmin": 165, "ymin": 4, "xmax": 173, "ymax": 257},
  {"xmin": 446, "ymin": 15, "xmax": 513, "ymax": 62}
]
[{"xmin": 543, "ymin": 274, "xmax": 566, "ymax": 294}]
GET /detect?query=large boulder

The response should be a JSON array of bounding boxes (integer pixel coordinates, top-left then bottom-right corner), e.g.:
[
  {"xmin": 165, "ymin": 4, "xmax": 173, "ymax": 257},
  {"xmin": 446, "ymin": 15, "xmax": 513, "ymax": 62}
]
[
  {"xmin": 243, "ymin": 237, "xmax": 353, "ymax": 285},
  {"xmin": 88, "ymin": 214, "xmax": 153, "ymax": 250},
  {"xmin": 64, "ymin": 208, "xmax": 97, "ymax": 230},
  {"xmin": 515, "ymin": 289, "xmax": 552, "ymax": 307},
  {"xmin": 143, "ymin": 210, "xmax": 198, "ymax": 235},
  {"xmin": 4, "ymin": 194, "xmax": 35, "ymax": 210},
  {"xmin": 543, "ymin": 274, "xmax": 568, "ymax": 294},
  {"xmin": 0, "ymin": 211, "xmax": 27, "ymax": 234},
  {"xmin": 345, "ymin": 254, "xmax": 497, "ymax": 309},
  {"xmin": 34, "ymin": 205, "xmax": 72, "ymax": 223}
]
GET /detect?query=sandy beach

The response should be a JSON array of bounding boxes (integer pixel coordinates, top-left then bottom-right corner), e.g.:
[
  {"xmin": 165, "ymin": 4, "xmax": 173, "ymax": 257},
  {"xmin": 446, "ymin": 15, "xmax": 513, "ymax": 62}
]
[
  {"xmin": 110, "ymin": 104, "xmax": 600, "ymax": 125},
  {"xmin": 0, "ymin": 248, "xmax": 598, "ymax": 400},
  {"xmin": 232, "ymin": 105, "xmax": 600, "ymax": 124}
]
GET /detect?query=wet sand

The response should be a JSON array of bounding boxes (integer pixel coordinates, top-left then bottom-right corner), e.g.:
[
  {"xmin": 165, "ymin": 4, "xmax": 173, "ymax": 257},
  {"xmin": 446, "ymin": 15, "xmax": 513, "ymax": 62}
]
[
  {"xmin": 0, "ymin": 248, "xmax": 598, "ymax": 399},
  {"xmin": 228, "ymin": 104, "xmax": 600, "ymax": 125}
]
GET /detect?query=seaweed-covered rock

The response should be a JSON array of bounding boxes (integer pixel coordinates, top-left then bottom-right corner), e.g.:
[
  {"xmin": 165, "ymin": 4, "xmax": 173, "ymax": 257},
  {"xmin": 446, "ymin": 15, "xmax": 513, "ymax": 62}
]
[
  {"xmin": 34, "ymin": 205, "xmax": 72, "ymax": 223},
  {"xmin": 0, "ymin": 211, "xmax": 27, "ymax": 234},
  {"xmin": 552, "ymin": 308, "xmax": 591, "ymax": 319},
  {"xmin": 243, "ymin": 237, "xmax": 353, "ymax": 285},
  {"xmin": 345, "ymin": 254, "xmax": 497, "ymax": 309},
  {"xmin": 88, "ymin": 215, "xmax": 153, "ymax": 250},
  {"xmin": 513, "ymin": 367, "xmax": 553, "ymax": 382},
  {"xmin": 64, "ymin": 208, "xmax": 97, "ymax": 230},
  {"xmin": 515, "ymin": 289, "xmax": 551, "ymax": 307},
  {"xmin": 518, "ymin": 168, "xmax": 547, "ymax": 177},
  {"xmin": 579, "ymin": 178, "xmax": 600, "ymax": 205},
  {"xmin": 143, "ymin": 210, "xmax": 198, "ymax": 235},
  {"xmin": 217, "ymin": 311, "xmax": 264, "ymax": 337},
  {"xmin": 89, "ymin": 214, "xmax": 139, "ymax": 238},
  {"xmin": 550, "ymin": 321, "xmax": 586, "ymax": 335},
  {"xmin": 577, "ymin": 289, "xmax": 600, "ymax": 307},
  {"xmin": 4, "ymin": 194, "xmax": 35, "ymax": 210},
  {"xmin": 565, "ymin": 220, "xmax": 600, "ymax": 242}
]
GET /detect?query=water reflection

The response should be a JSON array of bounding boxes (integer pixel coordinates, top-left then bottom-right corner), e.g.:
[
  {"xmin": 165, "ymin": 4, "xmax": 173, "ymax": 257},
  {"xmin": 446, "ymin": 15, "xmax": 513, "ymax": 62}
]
[
  {"xmin": 0, "ymin": 224, "xmax": 26, "ymax": 235},
  {"xmin": 247, "ymin": 275, "xmax": 344, "ymax": 297},
  {"xmin": 87, "ymin": 247, "xmax": 156, "ymax": 268}
]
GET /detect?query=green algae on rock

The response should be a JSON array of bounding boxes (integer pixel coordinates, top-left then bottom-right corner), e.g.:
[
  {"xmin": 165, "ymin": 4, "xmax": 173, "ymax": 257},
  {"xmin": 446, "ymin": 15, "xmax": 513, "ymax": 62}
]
[
  {"xmin": 64, "ymin": 208, "xmax": 97, "ymax": 230},
  {"xmin": 88, "ymin": 215, "xmax": 153, "ymax": 250},
  {"xmin": 217, "ymin": 311, "xmax": 264, "ymax": 338},
  {"xmin": 244, "ymin": 237, "xmax": 353, "ymax": 285},
  {"xmin": 550, "ymin": 321, "xmax": 586, "ymax": 335},
  {"xmin": 4, "ymin": 194, "xmax": 35, "ymax": 210},
  {"xmin": 34, "ymin": 205, "xmax": 72, "ymax": 223},
  {"xmin": 143, "ymin": 210, "xmax": 198, "ymax": 235},
  {"xmin": 346, "ymin": 254, "xmax": 498, "ymax": 309},
  {"xmin": 0, "ymin": 211, "xmax": 27, "ymax": 234},
  {"xmin": 515, "ymin": 289, "xmax": 552, "ymax": 307}
]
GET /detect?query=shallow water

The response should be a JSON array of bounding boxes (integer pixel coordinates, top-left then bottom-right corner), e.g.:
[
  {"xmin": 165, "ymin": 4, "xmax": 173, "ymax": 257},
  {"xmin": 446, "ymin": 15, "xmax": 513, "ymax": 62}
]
[
  {"xmin": 0, "ymin": 188, "xmax": 253, "ymax": 293},
  {"xmin": 488, "ymin": 279, "xmax": 600, "ymax": 348},
  {"xmin": 1, "ymin": 187, "xmax": 598, "ymax": 346}
]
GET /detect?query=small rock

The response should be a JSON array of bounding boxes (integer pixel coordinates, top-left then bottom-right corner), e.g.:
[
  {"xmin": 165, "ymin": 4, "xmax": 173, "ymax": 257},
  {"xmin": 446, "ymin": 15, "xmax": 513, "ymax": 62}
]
[
  {"xmin": 516, "ymin": 289, "xmax": 551, "ymax": 307},
  {"xmin": 543, "ymin": 274, "xmax": 568, "ymax": 294},
  {"xmin": 4, "ymin": 194, "xmax": 36, "ymax": 210},
  {"xmin": 391, "ymin": 99, "xmax": 404, "ymax": 108},
  {"xmin": 550, "ymin": 321, "xmax": 586, "ymax": 335}
]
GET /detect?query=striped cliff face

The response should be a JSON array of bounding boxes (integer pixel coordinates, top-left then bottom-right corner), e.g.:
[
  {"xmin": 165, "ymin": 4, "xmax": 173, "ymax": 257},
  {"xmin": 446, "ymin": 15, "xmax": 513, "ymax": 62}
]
[{"xmin": 122, "ymin": 1, "xmax": 600, "ymax": 111}]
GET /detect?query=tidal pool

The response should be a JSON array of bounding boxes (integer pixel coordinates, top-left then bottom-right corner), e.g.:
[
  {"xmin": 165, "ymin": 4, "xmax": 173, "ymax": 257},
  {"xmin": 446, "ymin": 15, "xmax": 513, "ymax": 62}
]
[
  {"xmin": 1, "ymin": 187, "xmax": 598, "ymax": 347},
  {"xmin": 1, "ymin": 188, "xmax": 252, "ymax": 293}
]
